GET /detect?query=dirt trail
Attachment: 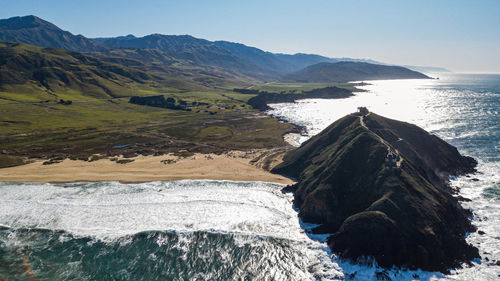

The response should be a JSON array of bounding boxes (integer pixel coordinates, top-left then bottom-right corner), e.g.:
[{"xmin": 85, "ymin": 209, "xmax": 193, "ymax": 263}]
[{"xmin": 359, "ymin": 113, "xmax": 403, "ymax": 168}]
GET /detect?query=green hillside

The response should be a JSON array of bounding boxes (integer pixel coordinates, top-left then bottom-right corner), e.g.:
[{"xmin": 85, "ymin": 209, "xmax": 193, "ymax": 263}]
[{"xmin": 0, "ymin": 42, "xmax": 208, "ymax": 103}]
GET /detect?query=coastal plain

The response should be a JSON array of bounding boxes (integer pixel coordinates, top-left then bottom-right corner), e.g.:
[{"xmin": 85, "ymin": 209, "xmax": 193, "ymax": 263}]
[{"xmin": 1, "ymin": 77, "xmax": 350, "ymax": 182}]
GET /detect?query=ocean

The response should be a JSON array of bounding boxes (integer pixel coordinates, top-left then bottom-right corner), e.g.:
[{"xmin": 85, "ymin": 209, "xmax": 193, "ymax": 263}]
[{"xmin": 1, "ymin": 73, "xmax": 499, "ymax": 280}]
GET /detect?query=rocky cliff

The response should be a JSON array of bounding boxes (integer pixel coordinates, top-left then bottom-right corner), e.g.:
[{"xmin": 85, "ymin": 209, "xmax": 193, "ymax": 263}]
[{"xmin": 273, "ymin": 112, "xmax": 479, "ymax": 272}]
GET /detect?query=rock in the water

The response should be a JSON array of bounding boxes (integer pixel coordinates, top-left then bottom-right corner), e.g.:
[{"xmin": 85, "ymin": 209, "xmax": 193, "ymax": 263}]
[{"xmin": 272, "ymin": 112, "xmax": 479, "ymax": 272}]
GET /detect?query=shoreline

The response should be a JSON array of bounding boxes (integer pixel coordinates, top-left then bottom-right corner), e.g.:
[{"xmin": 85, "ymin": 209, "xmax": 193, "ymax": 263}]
[{"xmin": 0, "ymin": 150, "xmax": 295, "ymax": 185}]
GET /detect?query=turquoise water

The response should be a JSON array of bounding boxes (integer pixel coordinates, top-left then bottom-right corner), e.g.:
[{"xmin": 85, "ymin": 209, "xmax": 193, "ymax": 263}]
[{"xmin": 1, "ymin": 74, "xmax": 499, "ymax": 280}]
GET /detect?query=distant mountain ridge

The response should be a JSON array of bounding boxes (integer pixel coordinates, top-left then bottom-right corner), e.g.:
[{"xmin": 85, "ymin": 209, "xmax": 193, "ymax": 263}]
[
  {"xmin": 0, "ymin": 15, "xmax": 340, "ymax": 79},
  {"xmin": 98, "ymin": 34, "xmax": 280, "ymax": 79},
  {"xmin": 92, "ymin": 34, "xmax": 137, "ymax": 42},
  {"xmin": 0, "ymin": 15, "xmax": 431, "ymax": 82},
  {"xmin": 284, "ymin": 61, "xmax": 430, "ymax": 82}
]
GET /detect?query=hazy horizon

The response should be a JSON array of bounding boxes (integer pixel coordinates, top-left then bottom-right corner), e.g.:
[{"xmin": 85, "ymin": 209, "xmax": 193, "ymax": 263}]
[{"xmin": 1, "ymin": 0, "xmax": 499, "ymax": 73}]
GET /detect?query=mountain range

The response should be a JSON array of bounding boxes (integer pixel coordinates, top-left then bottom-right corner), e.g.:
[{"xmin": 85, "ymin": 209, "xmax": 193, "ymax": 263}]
[{"xmin": 0, "ymin": 15, "xmax": 431, "ymax": 91}]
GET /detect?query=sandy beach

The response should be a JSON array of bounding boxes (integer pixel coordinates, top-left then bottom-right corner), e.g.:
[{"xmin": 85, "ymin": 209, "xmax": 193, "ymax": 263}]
[{"xmin": 0, "ymin": 151, "xmax": 294, "ymax": 185}]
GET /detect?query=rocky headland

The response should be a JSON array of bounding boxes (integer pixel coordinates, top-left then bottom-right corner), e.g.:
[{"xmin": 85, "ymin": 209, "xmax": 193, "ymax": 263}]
[
  {"xmin": 245, "ymin": 86, "xmax": 354, "ymax": 111},
  {"xmin": 273, "ymin": 111, "xmax": 479, "ymax": 272}
]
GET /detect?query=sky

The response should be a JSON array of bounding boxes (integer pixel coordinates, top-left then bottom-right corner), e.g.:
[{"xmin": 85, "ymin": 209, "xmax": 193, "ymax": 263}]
[{"xmin": 1, "ymin": 0, "xmax": 499, "ymax": 73}]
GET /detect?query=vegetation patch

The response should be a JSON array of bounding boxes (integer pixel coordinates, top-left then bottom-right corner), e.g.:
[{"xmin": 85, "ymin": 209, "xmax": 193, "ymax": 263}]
[
  {"xmin": 0, "ymin": 154, "xmax": 27, "ymax": 168},
  {"xmin": 116, "ymin": 159, "xmax": 135, "ymax": 164}
]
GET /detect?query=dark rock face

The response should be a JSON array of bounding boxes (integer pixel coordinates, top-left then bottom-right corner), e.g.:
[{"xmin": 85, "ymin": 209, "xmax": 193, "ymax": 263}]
[{"xmin": 273, "ymin": 113, "xmax": 479, "ymax": 272}]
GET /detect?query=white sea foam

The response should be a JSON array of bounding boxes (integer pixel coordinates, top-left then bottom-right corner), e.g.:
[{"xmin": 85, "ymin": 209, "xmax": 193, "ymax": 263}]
[
  {"xmin": 447, "ymin": 161, "xmax": 500, "ymax": 280},
  {"xmin": 0, "ymin": 180, "xmax": 305, "ymax": 241}
]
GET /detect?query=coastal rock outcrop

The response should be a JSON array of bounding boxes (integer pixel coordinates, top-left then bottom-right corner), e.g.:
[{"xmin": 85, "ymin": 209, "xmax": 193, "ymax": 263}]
[
  {"xmin": 272, "ymin": 112, "xmax": 479, "ymax": 272},
  {"xmin": 246, "ymin": 86, "xmax": 354, "ymax": 111}
]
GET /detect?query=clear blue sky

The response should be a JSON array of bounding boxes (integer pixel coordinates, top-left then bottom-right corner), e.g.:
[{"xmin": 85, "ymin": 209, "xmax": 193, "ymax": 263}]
[{"xmin": 1, "ymin": 0, "xmax": 499, "ymax": 73}]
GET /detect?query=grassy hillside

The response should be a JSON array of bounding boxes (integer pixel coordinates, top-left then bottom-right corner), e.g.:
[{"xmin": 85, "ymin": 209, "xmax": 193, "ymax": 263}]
[
  {"xmin": 92, "ymin": 48, "xmax": 189, "ymax": 67},
  {"xmin": 0, "ymin": 41, "xmax": 211, "ymax": 103}
]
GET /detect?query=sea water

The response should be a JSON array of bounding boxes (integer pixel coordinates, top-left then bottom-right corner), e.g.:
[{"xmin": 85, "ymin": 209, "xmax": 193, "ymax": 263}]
[{"xmin": 1, "ymin": 74, "xmax": 499, "ymax": 280}]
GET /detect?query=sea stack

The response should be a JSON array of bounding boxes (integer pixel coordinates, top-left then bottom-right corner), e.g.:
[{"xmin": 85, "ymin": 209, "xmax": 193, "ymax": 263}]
[{"xmin": 273, "ymin": 111, "xmax": 479, "ymax": 272}]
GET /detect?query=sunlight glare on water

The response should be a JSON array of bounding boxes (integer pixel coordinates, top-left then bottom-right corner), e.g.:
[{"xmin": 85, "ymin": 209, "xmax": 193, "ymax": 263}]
[{"xmin": 268, "ymin": 78, "xmax": 448, "ymax": 141}]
